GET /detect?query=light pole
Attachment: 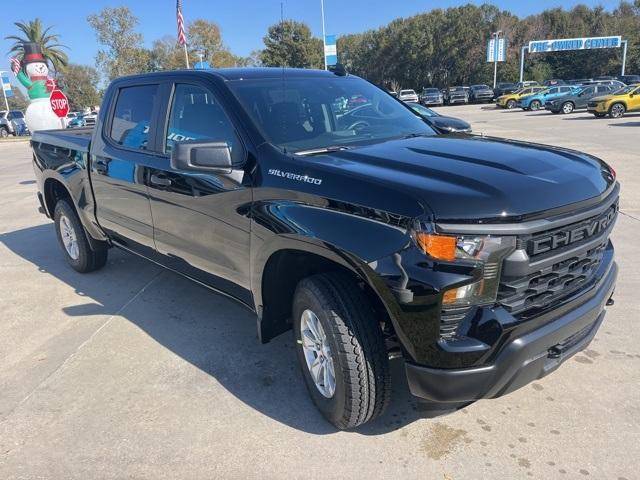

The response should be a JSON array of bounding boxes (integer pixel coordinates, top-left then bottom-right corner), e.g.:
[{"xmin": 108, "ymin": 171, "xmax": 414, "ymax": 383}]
[
  {"xmin": 320, "ymin": 0, "xmax": 327, "ymax": 70},
  {"xmin": 492, "ymin": 31, "xmax": 503, "ymax": 89}
]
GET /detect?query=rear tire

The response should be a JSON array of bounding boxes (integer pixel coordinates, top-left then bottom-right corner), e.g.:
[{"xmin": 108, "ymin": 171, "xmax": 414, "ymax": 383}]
[
  {"xmin": 54, "ymin": 199, "xmax": 108, "ymax": 273},
  {"xmin": 293, "ymin": 272, "xmax": 390, "ymax": 429}
]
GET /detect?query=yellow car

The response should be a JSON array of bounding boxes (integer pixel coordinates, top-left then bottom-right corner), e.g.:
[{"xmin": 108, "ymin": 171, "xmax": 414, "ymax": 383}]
[
  {"xmin": 496, "ymin": 87, "xmax": 545, "ymax": 109},
  {"xmin": 588, "ymin": 84, "xmax": 640, "ymax": 118}
]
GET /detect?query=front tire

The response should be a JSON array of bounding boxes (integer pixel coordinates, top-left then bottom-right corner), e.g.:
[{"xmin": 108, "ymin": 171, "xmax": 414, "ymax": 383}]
[
  {"xmin": 0, "ymin": 127, "xmax": 8, "ymax": 138},
  {"xmin": 561, "ymin": 102, "xmax": 574, "ymax": 114},
  {"xmin": 293, "ymin": 272, "xmax": 390, "ymax": 429},
  {"xmin": 609, "ymin": 103, "xmax": 626, "ymax": 118},
  {"xmin": 54, "ymin": 199, "xmax": 108, "ymax": 273},
  {"xmin": 506, "ymin": 99, "xmax": 517, "ymax": 109},
  {"xmin": 530, "ymin": 100, "xmax": 541, "ymax": 111}
]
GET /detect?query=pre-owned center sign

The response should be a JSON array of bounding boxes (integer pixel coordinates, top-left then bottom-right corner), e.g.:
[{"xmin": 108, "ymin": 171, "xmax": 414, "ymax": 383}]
[{"xmin": 528, "ymin": 35, "xmax": 621, "ymax": 53}]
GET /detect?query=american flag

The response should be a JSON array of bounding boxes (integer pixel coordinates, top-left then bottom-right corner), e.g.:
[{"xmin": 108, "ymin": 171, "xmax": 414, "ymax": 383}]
[
  {"xmin": 176, "ymin": 0, "xmax": 187, "ymax": 46},
  {"xmin": 10, "ymin": 57, "xmax": 21, "ymax": 75}
]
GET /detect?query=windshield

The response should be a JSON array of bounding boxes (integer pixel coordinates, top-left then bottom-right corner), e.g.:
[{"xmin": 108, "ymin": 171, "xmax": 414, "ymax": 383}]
[
  {"xmin": 400, "ymin": 90, "xmax": 416, "ymax": 95},
  {"xmin": 614, "ymin": 85, "xmax": 639, "ymax": 95},
  {"xmin": 424, "ymin": 88, "xmax": 439, "ymax": 93},
  {"xmin": 228, "ymin": 76, "xmax": 435, "ymax": 153},
  {"xmin": 9, "ymin": 111, "xmax": 24, "ymax": 119},
  {"xmin": 472, "ymin": 85, "xmax": 490, "ymax": 90}
]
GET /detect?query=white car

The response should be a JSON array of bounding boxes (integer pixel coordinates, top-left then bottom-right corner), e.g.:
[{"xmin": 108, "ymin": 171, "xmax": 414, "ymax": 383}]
[{"xmin": 398, "ymin": 89, "xmax": 419, "ymax": 103}]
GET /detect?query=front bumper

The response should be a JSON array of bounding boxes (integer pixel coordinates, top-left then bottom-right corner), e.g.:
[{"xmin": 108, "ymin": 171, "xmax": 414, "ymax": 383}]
[
  {"xmin": 405, "ymin": 258, "xmax": 617, "ymax": 405},
  {"xmin": 588, "ymin": 103, "xmax": 608, "ymax": 113}
]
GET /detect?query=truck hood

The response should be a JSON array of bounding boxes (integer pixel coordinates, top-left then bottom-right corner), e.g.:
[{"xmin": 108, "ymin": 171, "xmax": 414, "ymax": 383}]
[{"xmin": 316, "ymin": 135, "xmax": 613, "ymax": 222}]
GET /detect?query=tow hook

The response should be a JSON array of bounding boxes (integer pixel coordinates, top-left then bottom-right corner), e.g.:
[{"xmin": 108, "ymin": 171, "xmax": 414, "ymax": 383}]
[{"xmin": 606, "ymin": 297, "xmax": 615, "ymax": 306}]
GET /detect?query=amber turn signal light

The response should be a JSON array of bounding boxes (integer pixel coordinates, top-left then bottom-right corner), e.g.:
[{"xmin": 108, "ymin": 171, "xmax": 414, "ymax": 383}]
[{"xmin": 416, "ymin": 233, "xmax": 457, "ymax": 261}]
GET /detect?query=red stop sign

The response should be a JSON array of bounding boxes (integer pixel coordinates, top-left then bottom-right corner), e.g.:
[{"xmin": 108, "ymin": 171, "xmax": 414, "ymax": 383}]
[{"xmin": 50, "ymin": 90, "xmax": 69, "ymax": 118}]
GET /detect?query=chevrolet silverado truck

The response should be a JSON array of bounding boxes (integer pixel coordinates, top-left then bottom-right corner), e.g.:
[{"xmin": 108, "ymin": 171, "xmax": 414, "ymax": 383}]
[{"xmin": 31, "ymin": 68, "xmax": 618, "ymax": 429}]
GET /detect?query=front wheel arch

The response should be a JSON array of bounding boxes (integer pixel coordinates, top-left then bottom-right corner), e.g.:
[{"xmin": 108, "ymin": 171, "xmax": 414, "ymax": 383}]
[{"xmin": 257, "ymin": 248, "xmax": 392, "ymax": 345}]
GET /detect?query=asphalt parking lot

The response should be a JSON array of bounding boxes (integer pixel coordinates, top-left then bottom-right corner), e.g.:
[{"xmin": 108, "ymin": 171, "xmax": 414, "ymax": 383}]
[{"xmin": 1, "ymin": 106, "xmax": 638, "ymax": 480}]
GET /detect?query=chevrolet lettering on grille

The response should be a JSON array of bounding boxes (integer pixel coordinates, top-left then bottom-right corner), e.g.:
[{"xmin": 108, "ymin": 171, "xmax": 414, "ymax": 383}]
[{"xmin": 528, "ymin": 206, "xmax": 616, "ymax": 256}]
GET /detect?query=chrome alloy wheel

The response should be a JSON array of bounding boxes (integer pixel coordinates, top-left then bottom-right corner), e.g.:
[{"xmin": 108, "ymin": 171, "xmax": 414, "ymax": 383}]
[
  {"xmin": 610, "ymin": 103, "xmax": 625, "ymax": 118},
  {"xmin": 60, "ymin": 215, "xmax": 79, "ymax": 260},
  {"xmin": 300, "ymin": 309, "xmax": 336, "ymax": 398}
]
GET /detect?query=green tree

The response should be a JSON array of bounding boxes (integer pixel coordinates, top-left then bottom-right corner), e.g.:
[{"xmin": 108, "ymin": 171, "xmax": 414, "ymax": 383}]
[
  {"xmin": 59, "ymin": 64, "xmax": 102, "ymax": 111},
  {"xmin": 5, "ymin": 18, "xmax": 68, "ymax": 72},
  {"xmin": 149, "ymin": 36, "xmax": 191, "ymax": 71},
  {"xmin": 188, "ymin": 19, "xmax": 240, "ymax": 67},
  {"xmin": 87, "ymin": 7, "xmax": 151, "ymax": 81},
  {"xmin": 259, "ymin": 20, "xmax": 323, "ymax": 68}
]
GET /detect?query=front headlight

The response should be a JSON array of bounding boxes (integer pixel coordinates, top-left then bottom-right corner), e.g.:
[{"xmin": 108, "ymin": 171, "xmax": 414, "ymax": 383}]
[{"xmin": 415, "ymin": 233, "xmax": 516, "ymax": 307}]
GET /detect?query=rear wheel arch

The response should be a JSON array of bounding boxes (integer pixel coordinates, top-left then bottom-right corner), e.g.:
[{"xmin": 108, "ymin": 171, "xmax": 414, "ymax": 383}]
[
  {"xmin": 43, "ymin": 177, "xmax": 109, "ymax": 250},
  {"xmin": 43, "ymin": 177, "xmax": 73, "ymax": 218}
]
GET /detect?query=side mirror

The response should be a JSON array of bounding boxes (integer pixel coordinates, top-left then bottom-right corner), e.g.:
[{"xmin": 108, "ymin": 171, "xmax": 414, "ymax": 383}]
[{"xmin": 171, "ymin": 139, "xmax": 233, "ymax": 173}]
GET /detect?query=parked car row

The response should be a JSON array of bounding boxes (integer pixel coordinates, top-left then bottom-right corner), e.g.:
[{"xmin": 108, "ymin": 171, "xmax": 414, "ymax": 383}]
[
  {"xmin": 495, "ymin": 80, "xmax": 640, "ymax": 118},
  {"xmin": 0, "ymin": 110, "xmax": 30, "ymax": 137}
]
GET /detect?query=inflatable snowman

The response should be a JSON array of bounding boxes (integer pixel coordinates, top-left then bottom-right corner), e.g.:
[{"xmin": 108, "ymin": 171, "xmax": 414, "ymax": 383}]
[{"xmin": 12, "ymin": 42, "xmax": 62, "ymax": 132}]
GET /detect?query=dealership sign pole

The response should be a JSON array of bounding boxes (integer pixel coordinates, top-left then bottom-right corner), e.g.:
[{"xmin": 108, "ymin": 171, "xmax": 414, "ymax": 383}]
[
  {"xmin": 487, "ymin": 32, "xmax": 506, "ymax": 88},
  {"xmin": 0, "ymin": 71, "xmax": 13, "ymax": 110},
  {"xmin": 519, "ymin": 35, "xmax": 625, "ymax": 82}
]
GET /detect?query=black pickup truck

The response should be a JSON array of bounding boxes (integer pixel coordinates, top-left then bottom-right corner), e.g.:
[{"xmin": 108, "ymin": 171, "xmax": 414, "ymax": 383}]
[{"xmin": 31, "ymin": 68, "xmax": 618, "ymax": 429}]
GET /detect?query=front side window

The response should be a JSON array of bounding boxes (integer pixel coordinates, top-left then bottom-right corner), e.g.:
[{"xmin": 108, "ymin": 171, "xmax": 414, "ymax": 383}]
[
  {"xmin": 228, "ymin": 76, "xmax": 434, "ymax": 153},
  {"xmin": 165, "ymin": 84, "xmax": 242, "ymax": 163},
  {"xmin": 109, "ymin": 84, "xmax": 159, "ymax": 150}
]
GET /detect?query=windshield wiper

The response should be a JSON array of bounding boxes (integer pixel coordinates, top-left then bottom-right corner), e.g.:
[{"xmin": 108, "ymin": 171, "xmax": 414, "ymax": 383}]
[
  {"xmin": 294, "ymin": 145, "xmax": 352, "ymax": 156},
  {"xmin": 402, "ymin": 132, "xmax": 430, "ymax": 139}
]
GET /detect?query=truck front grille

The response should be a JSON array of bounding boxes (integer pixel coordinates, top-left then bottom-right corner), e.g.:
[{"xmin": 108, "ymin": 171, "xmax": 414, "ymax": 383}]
[
  {"xmin": 497, "ymin": 199, "xmax": 617, "ymax": 318},
  {"xmin": 498, "ymin": 242, "xmax": 606, "ymax": 317}
]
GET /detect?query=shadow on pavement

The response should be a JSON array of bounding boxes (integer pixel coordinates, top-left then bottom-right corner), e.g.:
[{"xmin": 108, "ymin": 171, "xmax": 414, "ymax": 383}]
[
  {"xmin": 608, "ymin": 122, "xmax": 640, "ymax": 127},
  {"xmin": 0, "ymin": 223, "xmax": 422, "ymax": 435}
]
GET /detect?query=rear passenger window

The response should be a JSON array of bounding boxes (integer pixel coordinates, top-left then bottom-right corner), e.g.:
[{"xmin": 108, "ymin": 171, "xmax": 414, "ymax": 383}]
[
  {"xmin": 109, "ymin": 84, "xmax": 159, "ymax": 151},
  {"xmin": 165, "ymin": 84, "xmax": 242, "ymax": 163}
]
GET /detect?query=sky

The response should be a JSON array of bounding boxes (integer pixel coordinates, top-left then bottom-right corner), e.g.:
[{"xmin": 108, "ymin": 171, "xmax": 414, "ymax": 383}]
[{"xmin": 0, "ymin": 0, "xmax": 626, "ymax": 88}]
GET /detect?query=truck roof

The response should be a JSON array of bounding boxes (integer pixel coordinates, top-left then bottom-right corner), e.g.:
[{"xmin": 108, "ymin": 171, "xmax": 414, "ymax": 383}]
[{"xmin": 116, "ymin": 67, "xmax": 340, "ymax": 83}]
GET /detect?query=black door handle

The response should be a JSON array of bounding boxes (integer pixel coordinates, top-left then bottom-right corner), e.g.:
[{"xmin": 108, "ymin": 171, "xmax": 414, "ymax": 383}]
[{"xmin": 150, "ymin": 173, "xmax": 172, "ymax": 187}]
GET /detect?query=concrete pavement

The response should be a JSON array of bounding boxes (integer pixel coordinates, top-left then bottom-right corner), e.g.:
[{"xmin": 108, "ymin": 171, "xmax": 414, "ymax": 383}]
[{"xmin": 0, "ymin": 108, "xmax": 638, "ymax": 480}]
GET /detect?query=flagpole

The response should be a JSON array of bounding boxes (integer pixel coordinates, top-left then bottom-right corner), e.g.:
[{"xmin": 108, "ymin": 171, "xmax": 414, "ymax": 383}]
[
  {"xmin": 184, "ymin": 44, "xmax": 190, "ymax": 69},
  {"xmin": 320, "ymin": 0, "xmax": 327, "ymax": 70}
]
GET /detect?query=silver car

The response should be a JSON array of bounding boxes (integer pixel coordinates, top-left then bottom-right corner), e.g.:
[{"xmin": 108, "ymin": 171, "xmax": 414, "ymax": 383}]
[{"xmin": 0, "ymin": 110, "xmax": 29, "ymax": 137}]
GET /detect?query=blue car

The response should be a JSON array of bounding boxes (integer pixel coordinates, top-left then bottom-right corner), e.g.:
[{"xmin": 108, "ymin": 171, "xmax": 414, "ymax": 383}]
[{"xmin": 518, "ymin": 85, "xmax": 576, "ymax": 111}]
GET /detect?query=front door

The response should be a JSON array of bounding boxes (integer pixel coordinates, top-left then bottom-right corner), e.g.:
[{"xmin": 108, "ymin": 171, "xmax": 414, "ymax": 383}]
[{"xmin": 147, "ymin": 82, "xmax": 253, "ymax": 305}]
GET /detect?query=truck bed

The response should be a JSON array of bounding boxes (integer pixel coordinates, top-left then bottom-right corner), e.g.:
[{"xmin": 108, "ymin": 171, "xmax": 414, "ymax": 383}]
[{"xmin": 31, "ymin": 127, "xmax": 93, "ymax": 152}]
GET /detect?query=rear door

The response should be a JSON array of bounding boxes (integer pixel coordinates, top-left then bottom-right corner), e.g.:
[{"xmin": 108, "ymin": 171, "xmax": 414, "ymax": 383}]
[
  {"xmin": 91, "ymin": 82, "xmax": 163, "ymax": 255},
  {"xmin": 146, "ymin": 79, "xmax": 253, "ymax": 305}
]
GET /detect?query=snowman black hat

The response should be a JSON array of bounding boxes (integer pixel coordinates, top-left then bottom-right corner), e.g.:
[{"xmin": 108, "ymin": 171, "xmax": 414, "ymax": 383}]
[{"xmin": 22, "ymin": 42, "xmax": 47, "ymax": 66}]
